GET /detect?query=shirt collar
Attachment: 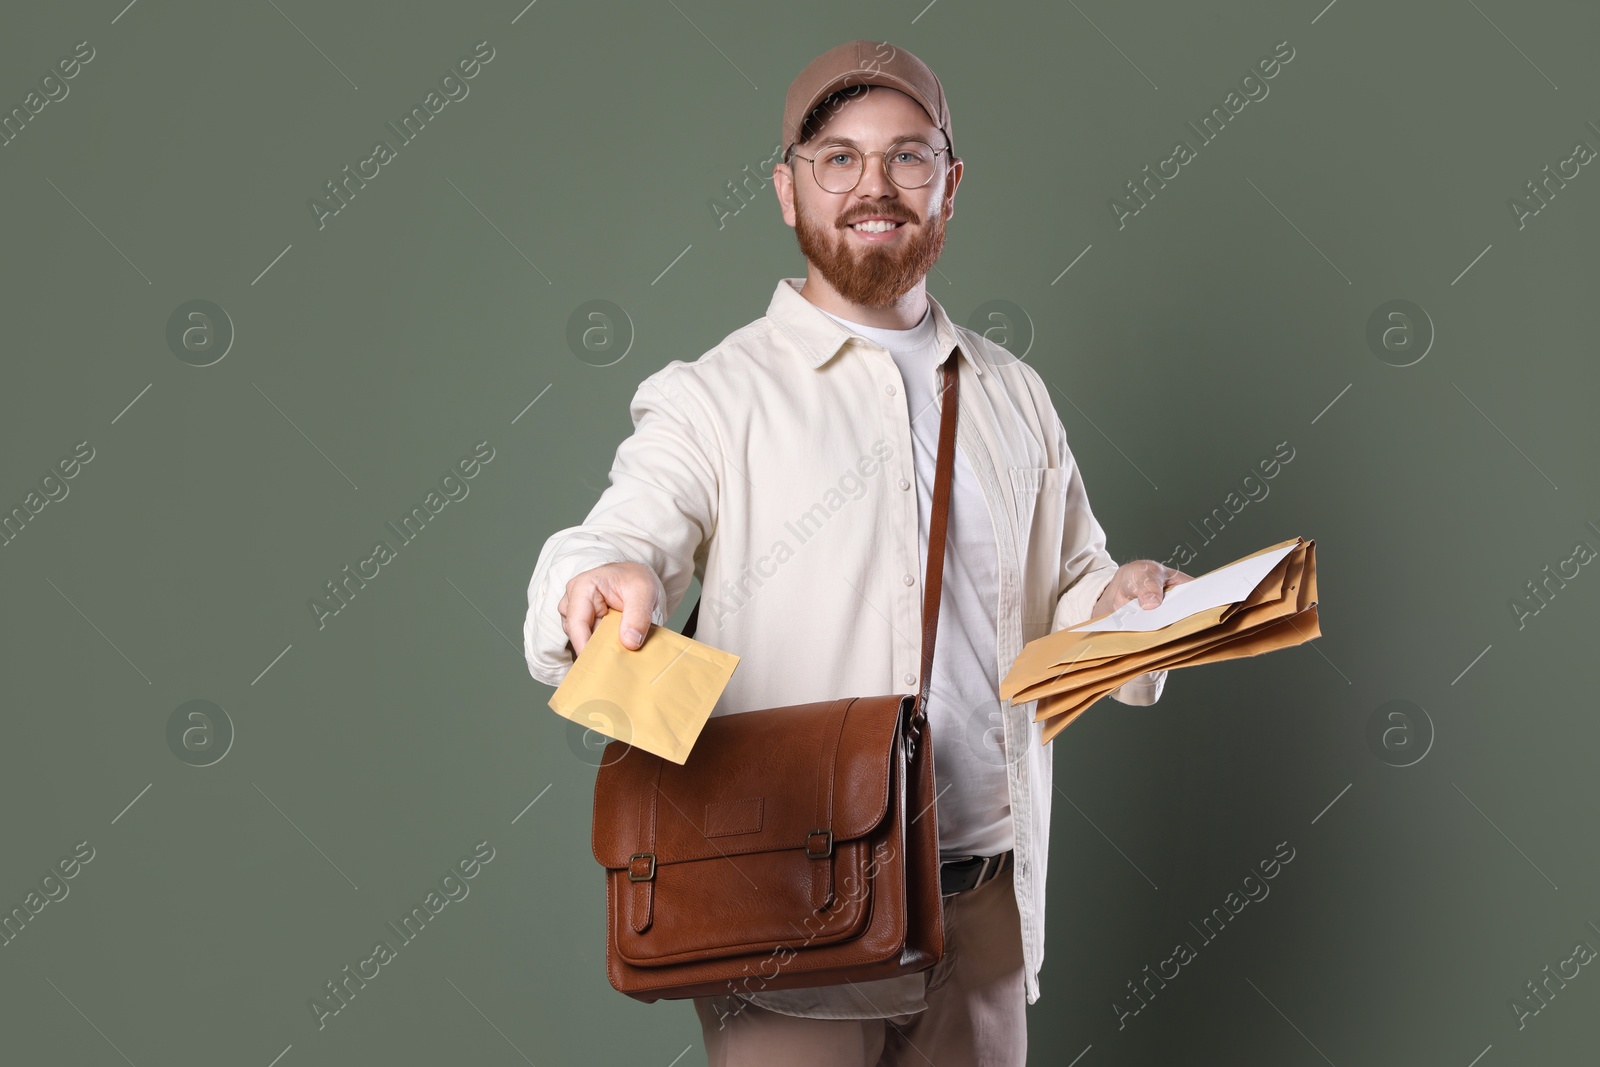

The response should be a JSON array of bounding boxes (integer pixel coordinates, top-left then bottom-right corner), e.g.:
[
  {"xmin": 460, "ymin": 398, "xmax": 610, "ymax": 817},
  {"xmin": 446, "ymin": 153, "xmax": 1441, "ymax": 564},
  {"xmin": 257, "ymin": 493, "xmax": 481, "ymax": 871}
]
[{"xmin": 766, "ymin": 277, "xmax": 984, "ymax": 378}]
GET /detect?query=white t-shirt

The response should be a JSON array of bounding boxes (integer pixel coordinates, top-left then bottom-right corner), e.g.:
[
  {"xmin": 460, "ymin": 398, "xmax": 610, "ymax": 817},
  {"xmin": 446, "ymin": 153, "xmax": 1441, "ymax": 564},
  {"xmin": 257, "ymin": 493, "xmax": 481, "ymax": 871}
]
[{"xmin": 817, "ymin": 303, "xmax": 1014, "ymax": 859}]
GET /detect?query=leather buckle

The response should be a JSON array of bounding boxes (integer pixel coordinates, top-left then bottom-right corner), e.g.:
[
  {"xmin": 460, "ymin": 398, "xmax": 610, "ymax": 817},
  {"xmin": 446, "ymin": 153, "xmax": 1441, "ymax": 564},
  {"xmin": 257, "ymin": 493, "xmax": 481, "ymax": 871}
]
[
  {"xmin": 976, "ymin": 852, "xmax": 999, "ymax": 886},
  {"xmin": 627, "ymin": 852, "xmax": 656, "ymax": 882},
  {"xmin": 805, "ymin": 829, "xmax": 833, "ymax": 858}
]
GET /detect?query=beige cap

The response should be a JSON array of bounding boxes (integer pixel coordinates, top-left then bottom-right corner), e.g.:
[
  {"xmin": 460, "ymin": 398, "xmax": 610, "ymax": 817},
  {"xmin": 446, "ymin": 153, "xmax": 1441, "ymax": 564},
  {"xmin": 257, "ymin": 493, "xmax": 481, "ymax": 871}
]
[{"xmin": 782, "ymin": 40, "xmax": 953, "ymax": 161}]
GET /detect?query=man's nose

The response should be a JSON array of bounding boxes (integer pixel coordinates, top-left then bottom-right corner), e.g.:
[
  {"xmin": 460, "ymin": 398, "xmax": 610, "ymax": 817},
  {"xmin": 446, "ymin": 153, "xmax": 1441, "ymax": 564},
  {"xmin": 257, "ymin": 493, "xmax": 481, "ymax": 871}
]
[{"xmin": 855, "ymin": 153, "xmax": 899, "ymax": 196}]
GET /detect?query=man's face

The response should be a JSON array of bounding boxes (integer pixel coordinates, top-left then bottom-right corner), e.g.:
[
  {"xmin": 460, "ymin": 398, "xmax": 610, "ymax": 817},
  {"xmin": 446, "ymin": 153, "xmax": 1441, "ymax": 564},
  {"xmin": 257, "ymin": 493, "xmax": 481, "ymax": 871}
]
[{"xmin": 780, "ymin": 87, "xmax": 960, "ymax": 308}]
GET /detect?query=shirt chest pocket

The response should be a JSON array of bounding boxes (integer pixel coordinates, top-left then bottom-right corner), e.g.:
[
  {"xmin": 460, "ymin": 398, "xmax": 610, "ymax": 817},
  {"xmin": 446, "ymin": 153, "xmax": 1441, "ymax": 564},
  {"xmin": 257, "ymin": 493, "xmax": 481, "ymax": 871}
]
[{"xmin": 1009, "ymin": 466, "xmax": 1068, "ymax": 630}]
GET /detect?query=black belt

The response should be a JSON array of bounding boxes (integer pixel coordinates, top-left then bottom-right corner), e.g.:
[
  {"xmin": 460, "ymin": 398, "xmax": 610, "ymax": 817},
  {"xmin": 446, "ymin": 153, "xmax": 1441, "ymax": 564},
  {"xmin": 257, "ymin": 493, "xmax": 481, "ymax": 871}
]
[{"xmin": 939, "ymin": 850, "xmax": 1012, "ymax": 896}]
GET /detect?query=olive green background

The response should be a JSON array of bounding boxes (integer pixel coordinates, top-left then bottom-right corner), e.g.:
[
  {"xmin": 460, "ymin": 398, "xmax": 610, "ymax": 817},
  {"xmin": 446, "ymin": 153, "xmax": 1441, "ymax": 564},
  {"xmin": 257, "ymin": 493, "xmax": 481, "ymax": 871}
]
[{"xmin": 2, "ymin": 1, "xmax": 1596, "ymax": 1064}]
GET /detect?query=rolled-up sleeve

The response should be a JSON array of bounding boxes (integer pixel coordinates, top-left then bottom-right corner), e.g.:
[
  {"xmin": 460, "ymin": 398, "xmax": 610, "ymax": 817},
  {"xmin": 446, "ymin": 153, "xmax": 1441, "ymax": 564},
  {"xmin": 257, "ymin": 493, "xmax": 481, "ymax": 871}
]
[
  {"xmin": 1046, "ymin": 411, "xmax": 1167, "ymax": 707},
  {"xmin": 523, "ymin": 369, "xmax": 719, "ymax": 687}
]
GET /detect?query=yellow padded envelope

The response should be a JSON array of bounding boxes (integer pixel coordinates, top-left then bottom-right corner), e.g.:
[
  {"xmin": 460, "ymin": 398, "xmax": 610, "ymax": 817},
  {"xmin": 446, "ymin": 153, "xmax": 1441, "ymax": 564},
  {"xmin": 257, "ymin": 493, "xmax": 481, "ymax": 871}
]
[{"xmin": 547, "ymin": 611, "xmax": 740, "ymax": 765}]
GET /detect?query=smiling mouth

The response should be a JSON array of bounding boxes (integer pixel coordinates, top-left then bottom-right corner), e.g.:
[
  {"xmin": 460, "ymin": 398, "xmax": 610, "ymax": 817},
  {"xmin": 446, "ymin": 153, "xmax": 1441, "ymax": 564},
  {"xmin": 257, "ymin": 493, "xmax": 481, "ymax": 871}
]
[{"xmin": 847, "ymin": 219, "xmax": 908, "ymax": 234}]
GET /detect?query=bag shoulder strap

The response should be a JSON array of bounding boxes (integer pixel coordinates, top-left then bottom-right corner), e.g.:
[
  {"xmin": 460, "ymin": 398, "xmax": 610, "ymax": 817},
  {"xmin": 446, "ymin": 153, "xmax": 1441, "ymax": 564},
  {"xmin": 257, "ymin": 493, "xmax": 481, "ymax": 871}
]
[
  {"xmin": 681, "ymin": 350, "xmax": 963, "ymax": 727},
  {"xmin": 913, "ymin": 351, "xmax": 960, "ymax": 732}
]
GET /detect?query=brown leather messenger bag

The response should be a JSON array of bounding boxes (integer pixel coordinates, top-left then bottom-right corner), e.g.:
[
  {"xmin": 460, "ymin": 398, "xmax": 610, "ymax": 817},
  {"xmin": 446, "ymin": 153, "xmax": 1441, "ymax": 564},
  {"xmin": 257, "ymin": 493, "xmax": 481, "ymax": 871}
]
[{"xmin": 590, "ymin": 351, "xmax": 964, "ymax": 1002}]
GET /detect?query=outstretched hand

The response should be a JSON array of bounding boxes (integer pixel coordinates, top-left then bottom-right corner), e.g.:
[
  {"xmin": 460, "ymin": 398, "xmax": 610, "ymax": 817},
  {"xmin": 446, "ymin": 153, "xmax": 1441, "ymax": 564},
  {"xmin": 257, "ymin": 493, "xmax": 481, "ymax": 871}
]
[{"xmin": 558, "ymin": 560, "xmax": 660, "ymax": 655}]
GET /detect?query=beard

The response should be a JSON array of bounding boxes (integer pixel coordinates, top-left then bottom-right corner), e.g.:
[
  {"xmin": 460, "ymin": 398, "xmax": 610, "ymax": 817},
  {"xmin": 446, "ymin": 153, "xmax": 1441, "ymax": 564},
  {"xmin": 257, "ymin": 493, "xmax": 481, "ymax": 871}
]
[{"xmin": 793, "ymin": 195, "xmax": 949, "ymax": 309}]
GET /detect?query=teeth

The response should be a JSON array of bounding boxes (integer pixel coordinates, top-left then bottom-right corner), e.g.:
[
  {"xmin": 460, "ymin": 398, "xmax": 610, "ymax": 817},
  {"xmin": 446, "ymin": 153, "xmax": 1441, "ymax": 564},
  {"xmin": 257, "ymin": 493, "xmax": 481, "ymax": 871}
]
[{"xmin": 850, "ymin": 220, "xmax": 903, "ymax": 233}]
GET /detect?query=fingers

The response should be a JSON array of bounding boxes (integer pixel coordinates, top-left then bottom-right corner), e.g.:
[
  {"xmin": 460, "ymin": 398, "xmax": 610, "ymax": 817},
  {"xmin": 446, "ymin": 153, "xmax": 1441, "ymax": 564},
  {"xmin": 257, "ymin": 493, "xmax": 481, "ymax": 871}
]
[
  {"xmin": 1128, "ymin": 562, "xmax": 1160, "ymax": 608},
  {"xmin": 601, "ymin": 564, "xmax": 657, "ymax": 650},
  {"xmin": 560, "ymin": 582, "xmax": 601, "ymax": 657},
  {"xmin": 1109, "ymin": 563, "xmax": 1199, "ymax": 614},
  {"xmin": 560, "ymin": 562, "xmax": 661, "ymax": 656},
  {"xmin": 1136, "ymin": 562, "xmax": 1181, "ymax": 609},
  {"xmin": 1099, "ymin": 565, "xmax": 1158, "ymax": 613},
  {"xmin": 1133, "ymin": 564, "xmax": 1197, "ymax": 609},
  {"xmin": 617, "ymin": 591, "xmax": 653, "ymax": 651}
]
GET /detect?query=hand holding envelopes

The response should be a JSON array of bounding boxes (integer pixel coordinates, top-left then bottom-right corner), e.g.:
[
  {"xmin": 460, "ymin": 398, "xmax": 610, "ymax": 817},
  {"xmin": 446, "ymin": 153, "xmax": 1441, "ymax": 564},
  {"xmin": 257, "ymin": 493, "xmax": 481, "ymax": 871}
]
[
  {"xmin": 547, "ymin": 611, "xmax": 740, "ymax": 765},
  {"xmin": 1000, "ymin": 536, "xmax": 1319, "ymax": 745}
]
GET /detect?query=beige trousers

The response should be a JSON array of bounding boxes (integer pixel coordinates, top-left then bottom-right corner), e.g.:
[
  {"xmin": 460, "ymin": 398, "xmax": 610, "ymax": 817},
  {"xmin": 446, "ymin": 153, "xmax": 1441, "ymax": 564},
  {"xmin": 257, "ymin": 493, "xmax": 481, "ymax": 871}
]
[{"xmin": 692, "ymin": 862, "xmax": 1027, "ymax": 1066}]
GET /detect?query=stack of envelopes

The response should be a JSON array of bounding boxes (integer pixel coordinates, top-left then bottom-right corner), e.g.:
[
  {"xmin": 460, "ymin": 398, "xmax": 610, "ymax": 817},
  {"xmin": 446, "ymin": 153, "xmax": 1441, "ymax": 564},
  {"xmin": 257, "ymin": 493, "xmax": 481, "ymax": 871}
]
[{"xmin": 1000, "ymin": 536, "xmax": 1319, "ymax": 744}]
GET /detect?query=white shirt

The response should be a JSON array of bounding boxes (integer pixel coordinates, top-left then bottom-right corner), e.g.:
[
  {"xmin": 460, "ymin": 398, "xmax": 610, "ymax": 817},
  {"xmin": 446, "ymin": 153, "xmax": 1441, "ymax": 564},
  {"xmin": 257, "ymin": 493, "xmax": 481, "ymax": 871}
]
[
  {"xmin": 814, "ymin": 303, "xmax": 1011, "ymax": 859},
  {"xmin": 524, "ymin": 277, "xmax": 1167, "ymax": 1019}
]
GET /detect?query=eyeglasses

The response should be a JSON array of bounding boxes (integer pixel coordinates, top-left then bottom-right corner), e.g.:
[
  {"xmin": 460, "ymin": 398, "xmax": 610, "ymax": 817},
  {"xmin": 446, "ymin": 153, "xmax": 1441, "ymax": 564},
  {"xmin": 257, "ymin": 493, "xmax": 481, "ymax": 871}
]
[{"xmin": 788, "ymin": 140, "xmax": 951, "ymax": 194}]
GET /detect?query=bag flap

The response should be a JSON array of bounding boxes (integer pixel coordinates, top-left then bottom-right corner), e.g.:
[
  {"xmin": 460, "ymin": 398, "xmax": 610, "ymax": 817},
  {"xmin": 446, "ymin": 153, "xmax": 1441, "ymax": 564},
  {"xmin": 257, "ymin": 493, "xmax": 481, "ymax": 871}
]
[{"xmin": 593, "ymin": 694, "xmax": 909, "ymax": 870}]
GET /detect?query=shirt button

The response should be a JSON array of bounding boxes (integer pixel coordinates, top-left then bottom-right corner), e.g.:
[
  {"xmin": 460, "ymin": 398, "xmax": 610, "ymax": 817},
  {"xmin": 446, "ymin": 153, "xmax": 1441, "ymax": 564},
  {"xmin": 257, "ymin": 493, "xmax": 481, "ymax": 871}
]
[
  {"xmin": 903, "ymin": 573, "xmax": 914, "ymax": 586},
  {"xmin": 903, "ymin": 673, "xmax": 916, "ymax": 686},
  {"xmin": 898, "ymin": 478, "xmax": 910, "ymax": 491},
  {"xmin": 886, "ymin": 384, "xmax": 897, "ymax": 395}
]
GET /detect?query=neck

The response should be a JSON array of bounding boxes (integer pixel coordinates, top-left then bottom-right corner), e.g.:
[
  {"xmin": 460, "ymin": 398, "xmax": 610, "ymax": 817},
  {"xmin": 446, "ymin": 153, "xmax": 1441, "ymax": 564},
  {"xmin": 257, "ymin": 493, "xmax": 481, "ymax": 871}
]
[{"xmin": 797, "ymin": 269, "xmax": 931, "ymax": 330}]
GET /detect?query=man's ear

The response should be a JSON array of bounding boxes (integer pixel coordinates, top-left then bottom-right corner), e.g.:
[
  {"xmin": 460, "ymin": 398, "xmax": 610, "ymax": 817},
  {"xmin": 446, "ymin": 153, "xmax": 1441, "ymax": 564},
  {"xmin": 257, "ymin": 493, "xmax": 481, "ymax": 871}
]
[
  {"xmin": 941, "ymin": 157, "xmax": 964, "ymax": 222},
  {"xmin": 773, "ymin": 160, "xmax": 798, "ymax": 227}
]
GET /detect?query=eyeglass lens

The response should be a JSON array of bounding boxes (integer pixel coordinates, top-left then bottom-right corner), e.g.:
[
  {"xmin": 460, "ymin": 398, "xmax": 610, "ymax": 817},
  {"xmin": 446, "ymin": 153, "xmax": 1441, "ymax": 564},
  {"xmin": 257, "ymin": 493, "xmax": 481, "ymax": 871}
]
[{"xmin": 813, "ymin": 141, "xmax": 938, "ymax": 193}]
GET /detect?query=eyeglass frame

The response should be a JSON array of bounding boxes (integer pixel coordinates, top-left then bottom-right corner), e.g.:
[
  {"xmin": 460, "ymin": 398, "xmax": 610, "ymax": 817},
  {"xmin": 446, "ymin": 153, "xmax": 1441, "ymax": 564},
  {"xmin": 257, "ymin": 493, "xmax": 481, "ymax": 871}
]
[{"xmin": 786, "ymin": 138, "xmax": 954, "ymax": 193}]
